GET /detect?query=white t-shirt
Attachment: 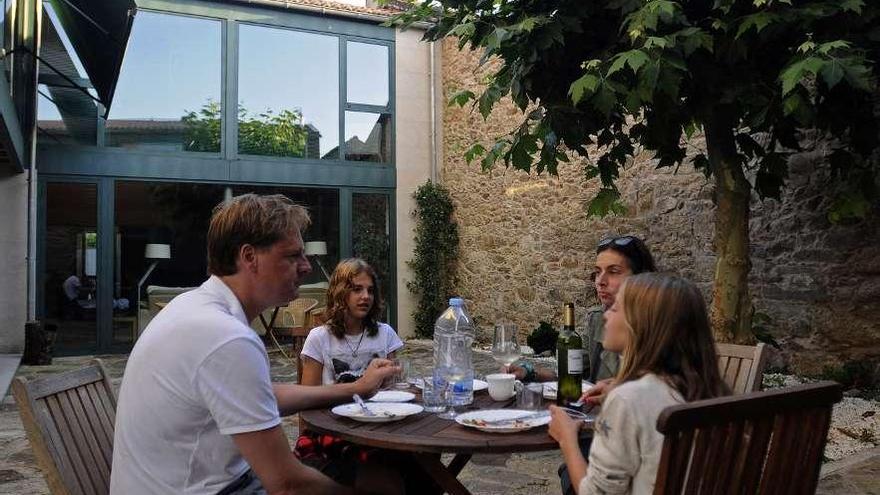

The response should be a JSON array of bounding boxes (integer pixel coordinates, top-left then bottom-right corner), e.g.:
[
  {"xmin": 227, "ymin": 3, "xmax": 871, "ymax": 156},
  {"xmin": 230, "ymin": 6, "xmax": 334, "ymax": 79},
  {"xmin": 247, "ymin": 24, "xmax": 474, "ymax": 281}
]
[
  {"xmin": 579, "ymin": 374, "xmax": 684, "ymax": 495},
  {"xmin": 110, "ymin": 276, "xmax": 281, "ymax": 495},
  {"xmin": 301, "ymin": 323, "xmax": 403, "ymax": 385}
]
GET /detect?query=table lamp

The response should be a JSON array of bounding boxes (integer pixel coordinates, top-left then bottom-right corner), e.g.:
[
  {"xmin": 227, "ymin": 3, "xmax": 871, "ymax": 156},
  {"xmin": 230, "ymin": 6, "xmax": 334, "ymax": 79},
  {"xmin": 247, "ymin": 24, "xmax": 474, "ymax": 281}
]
[
  {"xmin": 304, "ymin": 241, "xmax": 330, "ymax": 281},
  {"xmin": 136, "ymin": 243, "xmax": 171, "ymax": 318}
]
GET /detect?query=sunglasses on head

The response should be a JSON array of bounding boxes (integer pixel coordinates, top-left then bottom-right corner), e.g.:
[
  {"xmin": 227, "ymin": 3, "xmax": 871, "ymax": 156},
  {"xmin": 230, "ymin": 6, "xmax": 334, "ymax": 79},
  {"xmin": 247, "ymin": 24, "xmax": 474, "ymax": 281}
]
[{"xmin": 597, "ymin": 236, "xmax": 636, "ymax": 249}]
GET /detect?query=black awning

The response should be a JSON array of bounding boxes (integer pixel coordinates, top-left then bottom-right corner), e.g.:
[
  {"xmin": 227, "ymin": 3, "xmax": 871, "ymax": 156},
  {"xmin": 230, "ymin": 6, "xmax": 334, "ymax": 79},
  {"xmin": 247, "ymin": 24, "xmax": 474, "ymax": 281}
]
[{"xmin": 45, "ymin": 0, "xmax": 136, "ymax": 117}]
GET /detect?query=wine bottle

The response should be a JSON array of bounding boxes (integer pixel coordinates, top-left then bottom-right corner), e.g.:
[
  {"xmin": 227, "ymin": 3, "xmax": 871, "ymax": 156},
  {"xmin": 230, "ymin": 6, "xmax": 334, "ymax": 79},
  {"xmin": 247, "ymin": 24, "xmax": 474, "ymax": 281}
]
[{"xmin": 556, "ymin": 303, "xmax": 583, "ymax": 407}]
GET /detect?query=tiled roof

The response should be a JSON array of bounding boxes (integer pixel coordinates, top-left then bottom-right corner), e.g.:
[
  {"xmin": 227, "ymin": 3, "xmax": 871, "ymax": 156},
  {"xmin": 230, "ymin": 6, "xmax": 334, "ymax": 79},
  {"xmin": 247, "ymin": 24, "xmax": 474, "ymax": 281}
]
[{"xmin": 242, "ymin": 0, "xmax": 407, "ymax": 18}]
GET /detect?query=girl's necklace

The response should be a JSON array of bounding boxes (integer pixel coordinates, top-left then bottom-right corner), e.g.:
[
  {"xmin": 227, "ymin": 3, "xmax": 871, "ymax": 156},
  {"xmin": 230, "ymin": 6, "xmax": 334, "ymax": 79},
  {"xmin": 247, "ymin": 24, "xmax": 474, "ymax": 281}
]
[{"xmin": 343, "ymin": 328, "xmax": 367, "ymax": 357}]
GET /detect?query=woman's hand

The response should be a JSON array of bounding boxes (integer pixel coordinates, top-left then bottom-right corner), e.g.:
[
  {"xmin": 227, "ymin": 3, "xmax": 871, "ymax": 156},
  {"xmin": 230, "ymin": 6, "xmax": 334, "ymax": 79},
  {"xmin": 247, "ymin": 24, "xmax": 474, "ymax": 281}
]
[
  {"xmin": 548, "ymin": 405, "xmax": 582, "ymax": 449},
  {"xmin": 505, "ymin": 364, "xmax": 527, "ymax": 381},
  {"xmin": 583, "ymin": 378, "xmax": 615, "ymax": 406}
]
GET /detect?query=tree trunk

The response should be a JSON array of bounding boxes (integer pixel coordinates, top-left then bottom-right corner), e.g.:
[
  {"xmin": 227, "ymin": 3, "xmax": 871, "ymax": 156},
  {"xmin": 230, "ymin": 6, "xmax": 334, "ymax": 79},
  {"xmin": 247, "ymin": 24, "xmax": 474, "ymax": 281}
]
[{"xmin": 705, "ymin": 119, "xmax": 754, "ymax": 344}]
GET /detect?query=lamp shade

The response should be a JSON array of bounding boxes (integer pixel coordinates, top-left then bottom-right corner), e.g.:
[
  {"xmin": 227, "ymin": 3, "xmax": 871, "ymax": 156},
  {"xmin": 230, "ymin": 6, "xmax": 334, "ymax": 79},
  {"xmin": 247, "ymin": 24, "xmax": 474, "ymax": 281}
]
[
  {"xmin": 304, "ymin": 241, "xmax": 327, "ymax": 256},
  {"xmin": 145, "ymin": 243, "xmax": 171, "ymax": 259}
]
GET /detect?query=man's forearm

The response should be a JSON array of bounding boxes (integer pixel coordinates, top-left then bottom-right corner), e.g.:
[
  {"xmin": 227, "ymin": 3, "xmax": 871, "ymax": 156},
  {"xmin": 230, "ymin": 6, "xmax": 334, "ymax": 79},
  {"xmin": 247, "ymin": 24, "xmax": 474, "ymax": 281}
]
[{"xmin": 273, "ymin": 382, "xmax": 362, "ymax": 416}]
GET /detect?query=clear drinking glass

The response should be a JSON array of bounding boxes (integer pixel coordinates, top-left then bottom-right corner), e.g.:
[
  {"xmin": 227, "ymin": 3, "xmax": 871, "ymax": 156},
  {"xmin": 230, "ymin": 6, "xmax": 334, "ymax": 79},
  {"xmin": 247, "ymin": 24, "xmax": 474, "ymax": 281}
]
[
  {"xmin": 421, "ymin": 375, "xmax": 447, "ymax": 413},
  {"xmin": 392, "ymin": 357, "xmax": 411, "ymax": 389},
  {"xmin": 437, "ymin": 367, "xmax": 466, "ymax": 420},
  {"xmin": 492, "ymin": 323, "xmax": 520, "ymax": 367},
  {"xmin": 516, "ymin": 382, "xmax": 544, "ymax": 410}
]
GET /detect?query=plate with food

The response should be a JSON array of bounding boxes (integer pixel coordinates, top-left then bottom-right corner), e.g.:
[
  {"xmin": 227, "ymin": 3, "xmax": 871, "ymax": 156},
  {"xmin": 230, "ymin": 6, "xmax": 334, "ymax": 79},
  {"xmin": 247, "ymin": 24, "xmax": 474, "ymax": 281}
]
[
  {"xmin": 331, "ymin": 402, "xmax": 423, "ymax": 423},
  {"xmin": 542, "ymin": 381, "xmax": 594, "ymax": 400},
  {"xmin": 368, "ymin": 390, "xmax": 416, "ymax": 403},
  {"xmin": 455, "ymin": 409, "xmax": 551, "ymax": 433},
  {"xmin": 413, "ymin": 378, "xmax": 489, "ymax": 392}
]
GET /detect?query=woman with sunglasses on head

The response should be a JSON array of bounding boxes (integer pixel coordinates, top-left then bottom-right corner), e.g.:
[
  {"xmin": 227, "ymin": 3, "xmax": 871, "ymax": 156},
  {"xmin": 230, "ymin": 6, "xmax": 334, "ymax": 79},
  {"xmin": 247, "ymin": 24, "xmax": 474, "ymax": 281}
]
[
  {"xmin": 548, "ymin": 273, "xmax": 729, "ymax": 494},
  {"xmin": 509, "ymin": 235, "xmax": 657, "ymax": 396}
]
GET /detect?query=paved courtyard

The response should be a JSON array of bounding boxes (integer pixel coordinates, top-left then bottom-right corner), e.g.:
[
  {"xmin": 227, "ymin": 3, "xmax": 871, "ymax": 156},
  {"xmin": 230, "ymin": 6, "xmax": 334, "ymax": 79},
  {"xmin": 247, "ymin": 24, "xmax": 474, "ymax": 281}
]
[{"xmin": 1, "ymin": 340, "xmax": 878, "ymax": 494}]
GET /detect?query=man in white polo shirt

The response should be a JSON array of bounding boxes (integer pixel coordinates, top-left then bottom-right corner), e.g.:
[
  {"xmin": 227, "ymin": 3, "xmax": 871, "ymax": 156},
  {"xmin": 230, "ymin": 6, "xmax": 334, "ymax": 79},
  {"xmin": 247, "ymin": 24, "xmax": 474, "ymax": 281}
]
[{"xmin": 110, "ymin": 194, "xmax": 398, "ymax": 494}]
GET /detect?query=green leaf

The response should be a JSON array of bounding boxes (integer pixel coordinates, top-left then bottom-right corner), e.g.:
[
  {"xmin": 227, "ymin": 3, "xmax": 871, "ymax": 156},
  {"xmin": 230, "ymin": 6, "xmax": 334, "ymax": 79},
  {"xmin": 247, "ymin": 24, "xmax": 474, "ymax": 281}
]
[
  {"xmin": 464, "ymin": 143, "xmax": 486, "ymax": 164},
  {"xmin": 608, "ymin": 50, "xmax": 650, "ymax": 76},
  {"xmin": 587, "ymin": 188, "xmax": 627, "ymax": 217},
  {"xmin": 817, "ymin": 40, "xmax": 850, "ymax": 55},
  {"xmin": 842, "ymin": 59, "xmax": 873, "ymax": 91},
  {"xmin": 735, "ymin": 12, "xmax": 778, "ymax": 39},
  {"xmin": 779, "ymin": 57, "xmax": 823, "ymax": 95},
  {"xmin": 679, "ymin": 27, "xmax": 713, "ymax": 55},
  {"xmin": 449, "ymin": 22, "xmax": 476, "ymax": 38},
  {"xmin": 840, "ymin": 0, "xmax": 864, "ymax": 14},
  {"xmin": 448, "ymin": 90, "xmax": 476, "ymax": 107},
  {"xmin": 592, "ymin": 85, "xmax": 617, "ymax": 116},
  {"xmin": 643, "ymin": 36, "xmax": 668, "ymax": 49},
  {"xmin": 607, "ymin": 54, "xmax": 629, "ymax": 76},
  {"xmin": 569, "ymin": 73, "xmax": 600, "ymax": 104},
  {"xmin": 820, "ymin": 59, "xmax": 844, "ymax": 89}
]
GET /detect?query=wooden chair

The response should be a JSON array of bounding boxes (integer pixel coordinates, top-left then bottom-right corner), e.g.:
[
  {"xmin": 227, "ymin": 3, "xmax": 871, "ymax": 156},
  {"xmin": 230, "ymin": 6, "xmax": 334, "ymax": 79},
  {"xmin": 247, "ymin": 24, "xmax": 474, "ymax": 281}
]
[
  {"xmin": 717, "ymin": 342, "xmax": 768, "ymax": 394},
  {"xmin": 654, "ymin": 381, "xmax": 842, "ymax": 495},
  {"xmin": 11, "ymin": 360, "xmax": 116, "ymax": 495}
]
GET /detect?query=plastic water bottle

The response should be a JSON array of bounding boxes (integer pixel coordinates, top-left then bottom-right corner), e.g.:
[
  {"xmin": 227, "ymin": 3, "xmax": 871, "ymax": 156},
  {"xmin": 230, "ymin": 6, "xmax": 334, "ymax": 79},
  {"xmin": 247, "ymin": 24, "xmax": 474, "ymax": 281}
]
[{"xmin": 433, "ymin": 298, "xmax": 475, "ymax": 406}]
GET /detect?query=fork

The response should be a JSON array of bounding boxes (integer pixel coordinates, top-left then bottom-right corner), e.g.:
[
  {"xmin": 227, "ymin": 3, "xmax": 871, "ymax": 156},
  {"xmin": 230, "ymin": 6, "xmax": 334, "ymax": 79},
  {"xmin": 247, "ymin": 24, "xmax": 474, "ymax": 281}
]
[{"xmin": 352, "ymin": 394, "xmax": 376, "ymax": 416}]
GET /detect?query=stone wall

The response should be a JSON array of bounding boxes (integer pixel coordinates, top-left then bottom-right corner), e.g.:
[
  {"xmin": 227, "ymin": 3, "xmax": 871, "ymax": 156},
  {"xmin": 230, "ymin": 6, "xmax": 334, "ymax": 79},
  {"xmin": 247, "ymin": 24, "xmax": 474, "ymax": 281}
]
[{"xmin": 440, "ymin": 39, "xmax": 880, "ymax": 373}]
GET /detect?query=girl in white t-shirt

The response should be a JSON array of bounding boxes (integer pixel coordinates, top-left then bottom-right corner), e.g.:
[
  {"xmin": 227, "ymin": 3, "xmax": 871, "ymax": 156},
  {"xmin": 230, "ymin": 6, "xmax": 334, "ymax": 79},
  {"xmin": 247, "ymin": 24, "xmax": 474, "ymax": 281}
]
[
  {"xmin": 295, "ymin": 259, "xmax": 405, "ymax": 488},
  {"xmin": 300, "ymin": 257, "xmax": 403, "ymax": 386}
]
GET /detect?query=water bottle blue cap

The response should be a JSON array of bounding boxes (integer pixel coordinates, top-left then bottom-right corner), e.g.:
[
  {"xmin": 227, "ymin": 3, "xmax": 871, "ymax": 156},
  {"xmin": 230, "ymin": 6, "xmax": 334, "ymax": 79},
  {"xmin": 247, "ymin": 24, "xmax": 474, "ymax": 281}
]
[{"xmin": 449, "ymin": 297, "xmax": 464, "ymax": 306}]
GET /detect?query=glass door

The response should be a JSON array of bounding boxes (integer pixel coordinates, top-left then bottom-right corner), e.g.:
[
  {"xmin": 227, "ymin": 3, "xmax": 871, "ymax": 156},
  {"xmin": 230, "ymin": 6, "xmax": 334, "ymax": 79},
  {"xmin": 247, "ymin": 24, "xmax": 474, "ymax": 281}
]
[{"xmin": 42, "ymin": 182, "xmax": 100, "ymax": 354}]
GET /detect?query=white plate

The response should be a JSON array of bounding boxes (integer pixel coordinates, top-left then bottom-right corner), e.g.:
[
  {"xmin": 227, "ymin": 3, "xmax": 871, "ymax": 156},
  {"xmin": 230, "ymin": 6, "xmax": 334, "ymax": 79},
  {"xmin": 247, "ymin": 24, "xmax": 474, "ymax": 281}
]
[
  {"xmin": 331, "ymin": 402, "xmax": 423, "ymax": 423},
  {"xmin": 542, "ymin": 381, "xmax": 594, "ymax": 400},
  {"xmin": 413, "ymin": 378, "xmax": 489, "ymax": 392},
  {"xmin": 455, "ymin": 409, "xmax": 550, "ymax": 433},
  {"xmin": 369, "ymin": 390, "xmax": 415, "ymax": 403}
]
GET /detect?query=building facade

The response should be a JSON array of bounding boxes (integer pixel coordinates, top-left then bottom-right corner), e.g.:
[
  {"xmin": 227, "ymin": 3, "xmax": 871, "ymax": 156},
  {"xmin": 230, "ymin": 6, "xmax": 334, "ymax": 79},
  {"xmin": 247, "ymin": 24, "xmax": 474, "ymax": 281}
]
[{"xmin": 0, "ymin": 0, "xmax": 440, "ymax": 365}]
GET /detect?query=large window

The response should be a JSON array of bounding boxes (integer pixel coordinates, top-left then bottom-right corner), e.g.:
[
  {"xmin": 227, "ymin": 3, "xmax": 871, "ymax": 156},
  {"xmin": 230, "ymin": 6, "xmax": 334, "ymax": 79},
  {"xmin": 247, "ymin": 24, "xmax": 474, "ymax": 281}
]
[
  {"xmin": 106, "ymin": 11, "xmax": 222, "ymax": 152},
  {"xmin": 115, "ymin": 181, "xmax": 225, "ymax": 333},
  {"xmin": 238, "ymin": 25, "xmax": 339, "ymax": 159},
  {"xmin": 343, "ymin": 41, "xmax": 391, "ymax": 163}
]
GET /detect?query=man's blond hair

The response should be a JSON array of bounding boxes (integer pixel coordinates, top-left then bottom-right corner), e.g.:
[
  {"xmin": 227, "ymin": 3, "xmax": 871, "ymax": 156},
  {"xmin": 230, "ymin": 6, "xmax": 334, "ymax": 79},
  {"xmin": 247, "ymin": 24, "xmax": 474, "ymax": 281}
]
[{"xmin": 207, "ymin": 194, "xmax": 311, "ymax": 276}]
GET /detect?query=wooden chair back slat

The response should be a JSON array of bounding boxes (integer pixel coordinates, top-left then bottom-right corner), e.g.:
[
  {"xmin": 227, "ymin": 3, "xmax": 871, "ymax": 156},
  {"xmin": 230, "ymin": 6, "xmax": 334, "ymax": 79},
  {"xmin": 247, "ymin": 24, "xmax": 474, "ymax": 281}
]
[
  {"xmin": 735, "ymin": 415, "xmax": 775, "ymax": 493},
  {"xmin": 716, "ymin": 343, "xmax": 768, "ymax": 394},
  {"xmin": 60, "ymin": 388, "xmax": 110, "ymax": 492},
  {"xmin": 653, "ymin": 381, "xmax": 841, "ymax": 495},
  {"xmin": 12, "ymin": 360, "xmax": 116, "ymax": 495}
]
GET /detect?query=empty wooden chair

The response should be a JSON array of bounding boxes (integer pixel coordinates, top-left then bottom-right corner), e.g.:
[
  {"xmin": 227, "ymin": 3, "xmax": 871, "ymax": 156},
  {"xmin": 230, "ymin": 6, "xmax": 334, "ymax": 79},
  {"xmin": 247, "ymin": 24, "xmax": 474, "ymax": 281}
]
[
  {"xmin": 654, "ymin": 381, "xmax": 842, "ymax": 495},
  {"xmin": 717, "ymin": 342, "xmax": 768, "ymax": 394},
  {"xmin": 12, "ymin": 360, "xmax": 116, "ymax": 495}
]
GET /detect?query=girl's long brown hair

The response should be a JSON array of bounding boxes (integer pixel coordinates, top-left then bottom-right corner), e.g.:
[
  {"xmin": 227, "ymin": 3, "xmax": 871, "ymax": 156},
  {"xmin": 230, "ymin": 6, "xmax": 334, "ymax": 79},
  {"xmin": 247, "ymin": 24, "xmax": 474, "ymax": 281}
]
[
  {"xmin": 324, "ymin": 258, "xmax": 384, "ymax": 339},
  {"xmin": 615, "ymin": 273, "xmax": 730, "ymax": 401}
]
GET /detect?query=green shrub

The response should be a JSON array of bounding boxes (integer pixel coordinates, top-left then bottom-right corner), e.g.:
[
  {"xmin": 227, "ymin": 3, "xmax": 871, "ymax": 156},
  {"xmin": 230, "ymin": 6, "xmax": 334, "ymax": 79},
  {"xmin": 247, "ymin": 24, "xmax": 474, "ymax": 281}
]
[
  {"xmin": 406, "ymin": 181, "xmax": 459, "ymax": 338},
  {"xmin": 527, "ymin": 321, "xmax": 558, "ymax": 355}
]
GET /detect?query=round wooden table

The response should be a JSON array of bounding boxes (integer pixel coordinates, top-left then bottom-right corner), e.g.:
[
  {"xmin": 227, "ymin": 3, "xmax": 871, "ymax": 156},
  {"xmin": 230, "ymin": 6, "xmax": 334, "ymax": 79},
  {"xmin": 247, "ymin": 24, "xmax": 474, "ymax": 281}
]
[{"xmin": 300, "ymin": 386, "xmax": 591, "ymax": 495}]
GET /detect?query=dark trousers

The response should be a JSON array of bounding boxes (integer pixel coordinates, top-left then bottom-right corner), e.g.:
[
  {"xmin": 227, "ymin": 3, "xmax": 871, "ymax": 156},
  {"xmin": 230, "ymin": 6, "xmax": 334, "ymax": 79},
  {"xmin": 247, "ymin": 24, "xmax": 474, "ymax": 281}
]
[{"xmin": 559, "ymin": 437, "xmax": 593, "ymax": 495}]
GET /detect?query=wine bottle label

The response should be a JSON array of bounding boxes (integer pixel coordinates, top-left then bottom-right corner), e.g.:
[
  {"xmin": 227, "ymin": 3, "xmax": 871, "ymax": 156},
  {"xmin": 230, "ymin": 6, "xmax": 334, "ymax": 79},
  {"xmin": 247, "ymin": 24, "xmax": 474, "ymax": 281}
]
[{"xmin": 567, "ymin": 350, "xmax": 583, "ymax": 374}]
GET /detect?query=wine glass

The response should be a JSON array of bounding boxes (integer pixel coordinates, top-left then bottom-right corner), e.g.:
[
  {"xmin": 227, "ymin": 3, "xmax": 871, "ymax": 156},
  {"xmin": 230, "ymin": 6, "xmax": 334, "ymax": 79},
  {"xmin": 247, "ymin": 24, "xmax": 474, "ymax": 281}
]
[{"xmin": 492, "ymin": 323, "xmax": 520, "ymax": 368}]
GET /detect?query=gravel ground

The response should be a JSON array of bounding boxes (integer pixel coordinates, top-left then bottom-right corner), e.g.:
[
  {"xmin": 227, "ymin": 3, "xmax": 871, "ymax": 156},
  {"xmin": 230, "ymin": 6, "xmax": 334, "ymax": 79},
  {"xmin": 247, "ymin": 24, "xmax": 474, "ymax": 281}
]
[
  {"xmin": 763, "ymin": 373, "xmax": 879, "ymax": 461},
  {"xmin": 0, "ymin": 339, "xmax": 877, "ymax": 494}
]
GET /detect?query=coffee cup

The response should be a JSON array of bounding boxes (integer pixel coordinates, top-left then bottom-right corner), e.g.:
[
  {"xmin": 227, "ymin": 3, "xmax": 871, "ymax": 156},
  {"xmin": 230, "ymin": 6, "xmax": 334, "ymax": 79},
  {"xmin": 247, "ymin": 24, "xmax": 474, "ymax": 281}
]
[{"xmin": 486, "ymin": 373, "xmax": 516, "ymax": 401}]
